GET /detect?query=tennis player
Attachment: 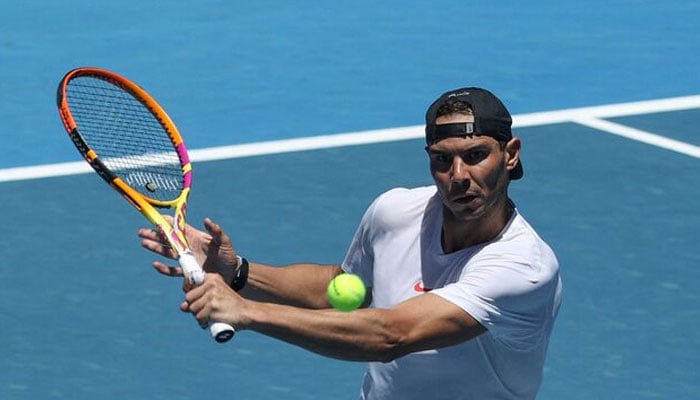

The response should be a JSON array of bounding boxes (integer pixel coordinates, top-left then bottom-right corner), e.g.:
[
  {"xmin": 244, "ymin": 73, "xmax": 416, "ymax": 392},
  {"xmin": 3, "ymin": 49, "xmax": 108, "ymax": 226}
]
[{"xmin": 139, "ymin": 87, "xmax": 562, "ymax": 400}]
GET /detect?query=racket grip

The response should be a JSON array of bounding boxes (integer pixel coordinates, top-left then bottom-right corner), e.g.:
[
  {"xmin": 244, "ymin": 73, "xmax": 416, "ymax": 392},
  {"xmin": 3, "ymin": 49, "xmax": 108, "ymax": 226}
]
[{"xmin": 179, "ymin": 252, "xmax": 236, "ymax": 343}]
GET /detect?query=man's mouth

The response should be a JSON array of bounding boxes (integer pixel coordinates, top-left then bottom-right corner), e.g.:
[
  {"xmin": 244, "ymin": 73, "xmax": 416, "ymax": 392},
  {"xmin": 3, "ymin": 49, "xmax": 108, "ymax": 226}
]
[{"xmin": 451, "ymin": 193, "xmax": 478, "ymax": 204}]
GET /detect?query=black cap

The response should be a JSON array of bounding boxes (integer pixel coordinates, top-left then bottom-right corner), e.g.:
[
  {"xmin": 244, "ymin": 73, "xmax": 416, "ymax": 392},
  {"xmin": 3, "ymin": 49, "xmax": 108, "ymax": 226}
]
[{"xmin": 425, "ymin": 87, "xmax": 523, "ymax": 180}]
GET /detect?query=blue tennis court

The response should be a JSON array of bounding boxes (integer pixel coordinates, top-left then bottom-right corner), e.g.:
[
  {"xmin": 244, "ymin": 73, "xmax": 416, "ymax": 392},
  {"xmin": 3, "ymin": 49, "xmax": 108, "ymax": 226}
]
[{"xmin": 1, "ymin": 2, "xmax": 698, "ymax": 399}]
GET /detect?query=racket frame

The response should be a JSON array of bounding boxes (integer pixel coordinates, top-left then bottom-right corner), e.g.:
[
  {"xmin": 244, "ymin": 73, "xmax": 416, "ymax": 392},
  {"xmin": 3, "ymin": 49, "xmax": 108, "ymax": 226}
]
[{"xmin": 57, "ymin": 67, "xmax": 234, "ymax": 343}]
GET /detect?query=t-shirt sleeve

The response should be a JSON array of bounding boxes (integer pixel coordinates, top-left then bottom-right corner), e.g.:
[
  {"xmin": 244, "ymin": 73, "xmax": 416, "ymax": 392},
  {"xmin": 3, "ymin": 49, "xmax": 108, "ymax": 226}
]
[
  {"xmin": 431, "ymin": 246, "xmax": 561, "ymax": 350},
  {"xmin": 340, "ymin": 195, "xmax": 380, "ymax": 287}
]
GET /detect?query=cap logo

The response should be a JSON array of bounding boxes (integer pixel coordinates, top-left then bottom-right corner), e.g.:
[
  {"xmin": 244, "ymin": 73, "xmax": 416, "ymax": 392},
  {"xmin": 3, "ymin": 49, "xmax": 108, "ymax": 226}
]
[{"xmin": 447, "ymin": 91, "xmax": 470, "ymax": 98}]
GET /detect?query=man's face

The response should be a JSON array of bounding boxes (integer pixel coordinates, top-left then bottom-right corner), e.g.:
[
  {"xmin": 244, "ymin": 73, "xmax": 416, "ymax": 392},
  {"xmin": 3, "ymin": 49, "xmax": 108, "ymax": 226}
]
[{"xmin": 426, "ymin": 113, "xmax": 517, "ymax": 222}]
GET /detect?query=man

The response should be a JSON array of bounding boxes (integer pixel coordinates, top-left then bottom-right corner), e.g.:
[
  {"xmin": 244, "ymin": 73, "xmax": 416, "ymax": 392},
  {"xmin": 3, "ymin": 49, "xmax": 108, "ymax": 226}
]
[{"xmin": 139, "ymin": 87, "xmax": 562, "ymax": 400}]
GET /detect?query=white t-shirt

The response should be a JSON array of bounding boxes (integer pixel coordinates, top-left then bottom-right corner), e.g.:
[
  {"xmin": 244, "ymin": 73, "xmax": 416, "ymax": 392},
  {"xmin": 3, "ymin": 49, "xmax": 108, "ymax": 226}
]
[{"xmin": 341, "ymin": 186, "xmax": 562, "ymax": 400}]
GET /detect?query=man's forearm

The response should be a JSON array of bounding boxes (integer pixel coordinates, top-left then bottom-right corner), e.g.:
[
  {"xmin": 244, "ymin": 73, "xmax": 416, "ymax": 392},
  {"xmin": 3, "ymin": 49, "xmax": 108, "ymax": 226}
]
[
  {"xmin": 244, "ymin": 300, "xmax": 399, "ymax": 362},
  {"xmin": 239, "ymin": 262, "xmax": 343, "ymax": 308}
]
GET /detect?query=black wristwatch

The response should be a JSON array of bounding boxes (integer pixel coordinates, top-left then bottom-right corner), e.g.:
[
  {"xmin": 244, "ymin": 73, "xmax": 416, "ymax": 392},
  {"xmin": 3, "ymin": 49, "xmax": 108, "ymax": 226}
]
[{"xmin": 230, "ymin": 255, "xmax": 249, "ymax": 291}]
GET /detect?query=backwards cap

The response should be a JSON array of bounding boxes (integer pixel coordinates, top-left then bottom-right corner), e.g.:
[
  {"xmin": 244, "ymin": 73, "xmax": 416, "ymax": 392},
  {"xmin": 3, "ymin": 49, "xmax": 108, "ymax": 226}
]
[{"xmin": 425, "ymin": 87, "xmax": 523, "ymax": 180}]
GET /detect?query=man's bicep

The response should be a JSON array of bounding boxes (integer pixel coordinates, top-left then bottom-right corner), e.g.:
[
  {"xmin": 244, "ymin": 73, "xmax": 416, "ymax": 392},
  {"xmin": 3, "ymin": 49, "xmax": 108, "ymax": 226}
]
[{"xmin": 388, "ymin": 292, "xmax": 486, "ymax": 356}]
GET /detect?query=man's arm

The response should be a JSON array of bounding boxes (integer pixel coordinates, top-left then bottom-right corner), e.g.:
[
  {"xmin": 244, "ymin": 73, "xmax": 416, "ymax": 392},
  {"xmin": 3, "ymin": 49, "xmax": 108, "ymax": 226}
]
[{"xmin": 187, "ymin": 274, "xmax": 485, "ymax": 362}]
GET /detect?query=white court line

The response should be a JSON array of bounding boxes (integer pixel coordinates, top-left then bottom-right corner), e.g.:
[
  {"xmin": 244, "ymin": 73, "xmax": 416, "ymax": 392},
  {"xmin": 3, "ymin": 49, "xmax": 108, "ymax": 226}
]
[
  {"xmin": 571, "ymin": 117, "xmax": 700, "ymax": 158},
  {"xmin": 1, "ymin": 94, "xmax": 699, "ymax": 183},
  {"xmin": 513, "ymin": 94, "xmax": 700, "ymax": 127}
]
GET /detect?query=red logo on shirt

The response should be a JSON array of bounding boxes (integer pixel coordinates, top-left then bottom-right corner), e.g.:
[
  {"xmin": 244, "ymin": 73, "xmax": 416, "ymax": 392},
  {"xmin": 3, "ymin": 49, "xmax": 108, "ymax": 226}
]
[{"xmin": 413, "ymin": 280, "xmax": 432, "ymax": 292}]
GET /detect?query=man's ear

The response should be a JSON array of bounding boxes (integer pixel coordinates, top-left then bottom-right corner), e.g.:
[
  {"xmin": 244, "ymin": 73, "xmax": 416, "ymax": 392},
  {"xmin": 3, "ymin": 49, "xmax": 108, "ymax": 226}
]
[{"xmin": 505, "ymin": 137, "xmax": 521, "ymax": 172}]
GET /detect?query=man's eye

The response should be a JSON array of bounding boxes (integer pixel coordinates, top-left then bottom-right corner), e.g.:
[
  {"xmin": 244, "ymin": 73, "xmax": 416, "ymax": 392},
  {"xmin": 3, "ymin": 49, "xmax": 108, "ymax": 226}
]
[
  {"xmin": 464, "ymin": 150, "xmax": 488, "ymax": 164},
  {"xmin": 435, "ymin": 154, "xmax": 451, "ymax": 164},
  {"xmin": 431, "ymin": 154, "xmax": 451, "ymax": 165},
  {"xmin": 429, "ymin": 154, "xmax": 452, "ymax": 171}
]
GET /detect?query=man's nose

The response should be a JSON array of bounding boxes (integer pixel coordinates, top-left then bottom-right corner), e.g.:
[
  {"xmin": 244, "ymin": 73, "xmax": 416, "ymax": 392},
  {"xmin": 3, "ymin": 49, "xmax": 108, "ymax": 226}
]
[{"xmin": 450, "ymin": 156, "xmax": 471, "ymax": 184}]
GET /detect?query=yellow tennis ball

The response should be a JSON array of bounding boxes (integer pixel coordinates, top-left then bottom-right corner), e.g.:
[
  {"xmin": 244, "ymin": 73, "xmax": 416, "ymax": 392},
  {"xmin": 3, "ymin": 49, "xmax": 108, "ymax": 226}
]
[{"xmin": 327, "ymin": 273, "xmax": 366, "ymax": 312}]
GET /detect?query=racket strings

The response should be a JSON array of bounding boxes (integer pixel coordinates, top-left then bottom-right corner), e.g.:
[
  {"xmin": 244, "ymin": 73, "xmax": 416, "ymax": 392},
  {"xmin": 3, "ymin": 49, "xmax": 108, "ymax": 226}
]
[{"xmin": 66, "ymin": 76, "xmax": 184, "ymax": 201}]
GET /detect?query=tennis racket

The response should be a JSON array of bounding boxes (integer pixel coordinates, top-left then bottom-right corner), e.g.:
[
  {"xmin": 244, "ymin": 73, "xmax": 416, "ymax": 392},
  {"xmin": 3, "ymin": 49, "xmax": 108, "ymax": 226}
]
[{"xmin": 56, "ymin": 67, "xmax": 235, "ymax": 343}]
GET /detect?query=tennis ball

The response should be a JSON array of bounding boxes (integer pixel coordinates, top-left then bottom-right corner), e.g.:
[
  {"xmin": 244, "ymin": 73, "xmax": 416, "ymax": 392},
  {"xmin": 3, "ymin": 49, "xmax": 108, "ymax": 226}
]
[{"xmin": 327, "ymin": 273, "xmax": 366, "ymax": 312}]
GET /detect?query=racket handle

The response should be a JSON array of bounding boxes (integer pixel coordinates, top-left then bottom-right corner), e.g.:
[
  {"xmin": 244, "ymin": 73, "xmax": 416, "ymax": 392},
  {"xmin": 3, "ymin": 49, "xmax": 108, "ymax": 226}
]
[
  {"xmin": 179, "ymin": 252, "xmax": 236, "ymax": 343},
  {"xmin": 209, "ymin": 322, "xmax": 236, "ymax": 343}
]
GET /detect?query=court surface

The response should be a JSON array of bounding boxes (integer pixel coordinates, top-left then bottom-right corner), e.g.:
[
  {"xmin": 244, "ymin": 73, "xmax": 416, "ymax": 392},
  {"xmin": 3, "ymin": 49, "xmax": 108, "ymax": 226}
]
[{"xmin": 1, "ymin": 2, "xmax": 699, "ymax": 399}]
